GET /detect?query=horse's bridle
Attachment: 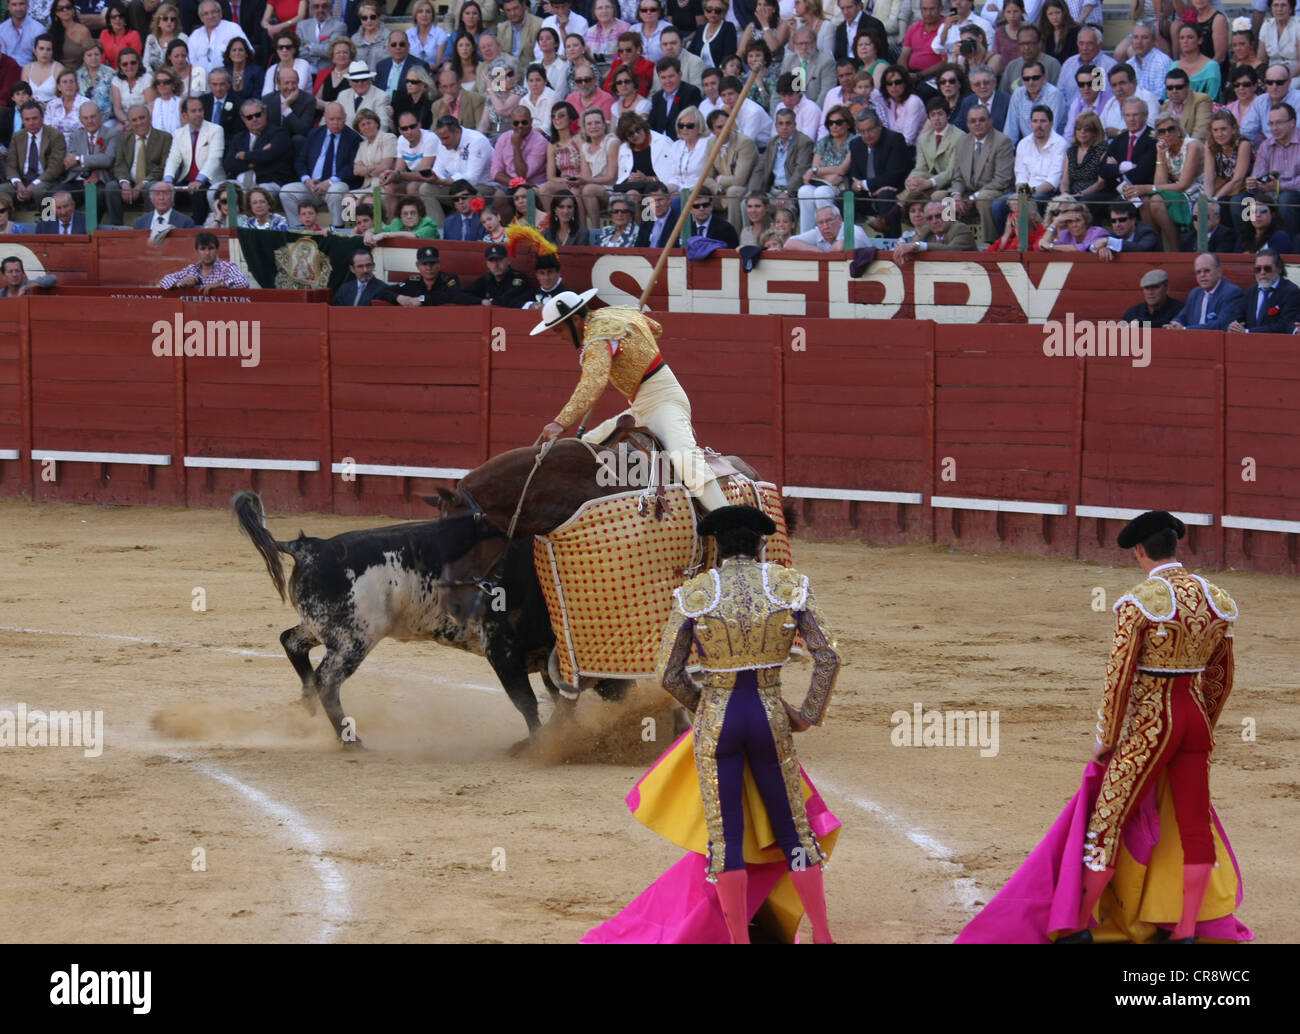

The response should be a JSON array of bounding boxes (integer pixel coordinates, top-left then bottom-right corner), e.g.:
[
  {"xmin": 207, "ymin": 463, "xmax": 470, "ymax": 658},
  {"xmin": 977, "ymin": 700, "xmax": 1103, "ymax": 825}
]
[{"xmin": 435, "ymin": 486, "xmax": 511, "ymax": 596}]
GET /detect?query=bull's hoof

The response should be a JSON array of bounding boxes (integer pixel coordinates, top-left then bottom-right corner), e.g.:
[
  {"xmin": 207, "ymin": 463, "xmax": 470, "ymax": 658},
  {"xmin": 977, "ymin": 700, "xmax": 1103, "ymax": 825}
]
[
  {"xmin": 299, "ymin": 692, "xmax": 319, "ymax": 716},
  {"xmin": 340, "ymin": 737, "xmax": 366, "ymax": 751},
  {"xmin": 508, "ymin": 735, "xmax": 536, "ymax": 757}
]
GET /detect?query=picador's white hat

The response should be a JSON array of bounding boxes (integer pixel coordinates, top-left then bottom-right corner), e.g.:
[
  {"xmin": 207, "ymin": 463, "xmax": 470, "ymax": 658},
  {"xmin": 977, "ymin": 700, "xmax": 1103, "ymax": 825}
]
[{"xmin": 530, "ymin": 288, "xmax": 598, "ymax": 335}]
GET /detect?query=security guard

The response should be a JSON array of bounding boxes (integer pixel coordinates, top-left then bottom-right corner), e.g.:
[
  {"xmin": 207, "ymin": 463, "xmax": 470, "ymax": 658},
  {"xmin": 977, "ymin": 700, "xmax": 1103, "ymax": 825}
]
[
  {"xmin": 467, "ymin": 243, "xmax": 534, "ymax": 308},
  {"xmin": 376, "ymin": 245, "xmax": 478, "ymax": 306}
]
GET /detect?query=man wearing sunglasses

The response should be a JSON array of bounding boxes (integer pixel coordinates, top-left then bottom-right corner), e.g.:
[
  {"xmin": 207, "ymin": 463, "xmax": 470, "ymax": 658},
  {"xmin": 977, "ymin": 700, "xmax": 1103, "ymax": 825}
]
[
  {"xmin": 1056, "ymin": 25, "xmax": 1114, "ymax": 108},
  {"xmin": 1004, "ymin": 59, "xmax": 1064, "ymax": 148},
  {"xmin": 376, "ymin": 29, "xmax": 426, "ymax": 98},
  {"xmin": 566, "ymin": 60, "xmax": 615, "ymax": 121},
  {"xmin": 1238, "ymin": 63, "xmax": 1300, "ymax": 146},
  {"xmin": 1158, "ymin": 69, "xmax": 1210, "ymax": 144},
  {"xmin": 489, "ymin": 107, "xmax": 546, "ymax": 193},
  {"xmin": 685, "ymin": 185, "xmax": 739, "ymax": 247},
  {"xmin": 1229, "ymin": 248, "xmax": 1300, "ymax": 334},
  {"xmin": 1063, "ymin": 63, "xmax": 1112, "ymax": 142}
]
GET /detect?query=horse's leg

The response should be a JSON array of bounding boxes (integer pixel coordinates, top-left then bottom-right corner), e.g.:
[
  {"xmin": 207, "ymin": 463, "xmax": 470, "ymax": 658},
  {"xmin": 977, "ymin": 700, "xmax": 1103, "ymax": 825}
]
[
  {"xmin": 280, "ymin": 624, "xmax": 320, "ymax": 713},
  {"xmin": 313, "ymin": 637, "xmax": 370, "ymax": 748}
]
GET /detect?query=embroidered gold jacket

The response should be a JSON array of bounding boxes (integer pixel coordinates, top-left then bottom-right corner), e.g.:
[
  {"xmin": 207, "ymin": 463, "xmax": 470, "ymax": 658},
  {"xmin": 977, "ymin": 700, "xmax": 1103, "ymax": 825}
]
[
  {"xmin": 1096, "ymin": 562, "xmax": 1238, "ymax": 750},
  {"xmin": 553, "ymin": 307, "xmax": 664, "ymax": 429},
  {"xmin": 656, "ymin": 557, "xmax": 840, "ymax": 724}
]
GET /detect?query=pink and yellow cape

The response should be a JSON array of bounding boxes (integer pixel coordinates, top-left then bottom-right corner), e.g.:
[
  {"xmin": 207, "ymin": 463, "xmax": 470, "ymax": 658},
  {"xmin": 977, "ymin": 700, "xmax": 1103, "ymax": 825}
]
[
  {"xmin": 956, "ymin": 759, "xmax": 1253, "ymax": 944},
  {"xmin": 582, "ymin": 730, "xmax": 842, "ymax": 944}
]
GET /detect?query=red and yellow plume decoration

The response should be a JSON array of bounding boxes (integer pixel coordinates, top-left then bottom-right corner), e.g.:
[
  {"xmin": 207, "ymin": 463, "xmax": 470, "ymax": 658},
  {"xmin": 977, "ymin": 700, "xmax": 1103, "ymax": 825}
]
[{"xmin": 505, "ymin": 222, "xmax": 556, "ymax": 258}]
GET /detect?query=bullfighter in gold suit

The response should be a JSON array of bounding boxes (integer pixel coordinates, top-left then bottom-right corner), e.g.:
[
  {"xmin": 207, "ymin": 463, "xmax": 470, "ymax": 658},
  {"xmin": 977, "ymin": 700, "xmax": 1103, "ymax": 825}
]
[
  {"xmin": 657, "ymin": 505, "xmax": 840, "ymax": 943},
  {"xmin": 532, "ymin": 289, "xmax": 729, "ymax": 511},
  {"xmin": 1062, "ymin": 510, "xmax": 1238, "ymax": 943}
]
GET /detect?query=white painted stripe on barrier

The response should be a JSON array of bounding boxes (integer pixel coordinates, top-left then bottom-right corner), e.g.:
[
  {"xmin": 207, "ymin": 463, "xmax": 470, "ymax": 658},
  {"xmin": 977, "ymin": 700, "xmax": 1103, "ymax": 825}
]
[
  {"xmin": 184, "ymin": 456, "xmax": 320, "ymax": 472},
  {"xmin": 32, "ymin": 449, "xmax": 172, "ymax": 465},
  {"xmin": 931, "ymin": 496, "xmax": 1069, "ymax": 516},
  {"xmin": 816, "ymin": 777, "xmax": 981, "ymax": 915},
  {"xmin": 1076, "ymin": 505, "xmax": 1215, "ymax": 526},
  {"xmin": 329, "ymin": 462, "xmax": 470, "ymax": 479},
  {"xmin": 167, "ymin": 752, "xmax": 351, "ymax": 943},
  {"xmin": 783, "ymin": 486, "xmax": 924, "ymax": 504},
  {"xmin": 1221, "ymin": 514, "xmax": 1300, "ymax": 534},
  {"xmin": 0, "ymin": 449, "xmax": 19, "ymax": 460}
]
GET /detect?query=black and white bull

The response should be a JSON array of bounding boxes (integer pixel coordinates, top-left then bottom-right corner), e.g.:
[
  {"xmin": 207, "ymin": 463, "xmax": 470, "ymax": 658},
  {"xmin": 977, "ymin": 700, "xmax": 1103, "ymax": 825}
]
[{"xmin": 232, "ymin": 490, "xmax": 596, "ymax": 748}]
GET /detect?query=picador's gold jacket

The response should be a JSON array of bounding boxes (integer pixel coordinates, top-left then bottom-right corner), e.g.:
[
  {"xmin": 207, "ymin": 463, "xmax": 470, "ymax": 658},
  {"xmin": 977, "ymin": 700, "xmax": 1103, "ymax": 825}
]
[{"xmin": 553, "ymin": 307, "xmax": 664, "ymax": 429}]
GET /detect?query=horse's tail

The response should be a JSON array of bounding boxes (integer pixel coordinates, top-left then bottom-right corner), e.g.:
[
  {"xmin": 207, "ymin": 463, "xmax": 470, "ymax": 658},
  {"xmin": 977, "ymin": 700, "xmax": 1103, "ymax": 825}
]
[{"xmin": 232, "ymin": 491, "xmax": 291, "ymax": 602}]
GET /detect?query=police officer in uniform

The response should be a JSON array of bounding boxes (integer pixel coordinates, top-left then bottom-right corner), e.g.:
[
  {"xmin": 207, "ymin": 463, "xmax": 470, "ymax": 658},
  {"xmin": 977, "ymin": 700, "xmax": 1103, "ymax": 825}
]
[
  {"xmin": 376, "ymin": 245, "xmax": 478, "ymax": 306},
  {"xmin": 467, "ymin": 242, "xmax": 534, "ymax": 308}
]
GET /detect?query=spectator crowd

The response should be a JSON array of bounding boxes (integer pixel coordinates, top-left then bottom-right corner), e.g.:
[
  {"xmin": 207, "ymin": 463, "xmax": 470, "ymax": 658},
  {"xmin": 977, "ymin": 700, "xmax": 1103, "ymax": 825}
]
[{"xmin": 2, "ymin": 0, "xmax": 1300, "ymax": 271}]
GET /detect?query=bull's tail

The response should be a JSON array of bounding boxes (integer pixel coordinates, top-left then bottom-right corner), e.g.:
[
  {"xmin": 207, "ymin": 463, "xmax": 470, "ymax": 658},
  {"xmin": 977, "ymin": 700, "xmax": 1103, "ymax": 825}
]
[
  {"xmin": 783, "ymin": 498, "xmax": 797, "ymax": 535},
  {"xmin": 232, "ymin": 490, "xmax": 291, "ymax": 602}
]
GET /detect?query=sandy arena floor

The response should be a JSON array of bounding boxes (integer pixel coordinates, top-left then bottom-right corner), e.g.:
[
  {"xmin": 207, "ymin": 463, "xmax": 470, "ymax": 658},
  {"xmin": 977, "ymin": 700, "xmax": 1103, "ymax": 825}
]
[{"xmin": 0, "ymin": 498, "xmax": 1295, "ymax": 943}]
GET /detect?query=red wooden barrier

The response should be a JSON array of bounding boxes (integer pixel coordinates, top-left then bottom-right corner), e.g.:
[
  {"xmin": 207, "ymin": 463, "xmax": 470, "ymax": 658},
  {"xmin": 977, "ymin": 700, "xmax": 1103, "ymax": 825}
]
[{"xmin": 0, "ymin": 299, "xmax": 25, "ymax": 498}]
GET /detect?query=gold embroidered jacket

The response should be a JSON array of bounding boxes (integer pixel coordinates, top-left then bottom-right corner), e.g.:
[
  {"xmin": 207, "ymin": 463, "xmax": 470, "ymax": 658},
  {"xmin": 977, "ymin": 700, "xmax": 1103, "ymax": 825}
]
[
  {"xmin": 553, "ymin": 307, "xmax": 664, "ymax": 429},
  {"xmin": 656, "ymin": 557, "xmax": 840, "ymax": 724},
  {"xmin": 1096, "ymin": 563, "xmax": 1238, "ymax": 751}
]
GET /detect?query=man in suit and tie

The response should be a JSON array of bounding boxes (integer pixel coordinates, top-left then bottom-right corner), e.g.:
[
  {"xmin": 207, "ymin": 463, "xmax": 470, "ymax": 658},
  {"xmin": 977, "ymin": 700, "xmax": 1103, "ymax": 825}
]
[
  {"xmin": 1102, "ymin": 97, "xmax": 1156, "ymax": 203},
  {"xmin": 496, "ymin": 0, "xmax": 541, "ymax": 76},
  {"xmin": 430, "ymin": 65, "xmax": 484, "ymax": 130},
  {"xmin": 1167, "ymin": 252, "xmax": 1247, "ymax": 331},
  {"xmin": 133, "ymin": 181, "xmax": 198, "ymax": 229},
  {"xmin": 297, "ymin": 0, "xmax": 345, "ymax": 73},
  {"xmin": 780, "ymin": 26, "xmax": 836, "ymax": 109},
  {"xmin": 649, "ymin": 57, "xmax": 702, "ymax": 142},
  {"xmin": 279, "ymin": 101, "xmax": 364, "ymax": 228},
  {"xmin": 832, "ymin": 0, "xmax": 888, "ymax": 63},
  {"xmin": 3, "ymin": 102, "xmax": 66, "ymax": 212},
  {"xmin": 333, "ymin": 247, "xmax": 386, "ymax": 306},
  {"xmin": 222, "ymin": 98, "xmax": 295, "ymax": 201},
  {"xmin": 947, "ymin": 103, "xmax": 1013, "ymax": 243},
  {"xmin": 35, "ymin": 190, "xmax": 86, "ymax": 233},
  {"xmin": 892, "ymin": 198, "xmax": 977, "ymax": 261},
  {"xmin": 848, "ymin": 108, "xmax": 911, "ymax": 227},
  {"xmin": 1088, "ymin": 201, "xmax": 1160, "ymax": 257},
  {"xmin": 376, "ymin": 29, "xmax": 427, "ymax": 98},
  {"xmin": 686, "ymin": 186, "xmax": 740, "ymax": 247},
  {"xmin": 200, "ymin": 68, "xmax": 243, "ymax": 140},
  {"xmin": 1229, "ymin": 249, "xmax": 1300, "ymax": 334},
  {"xmin": 702, "ymin": 109, "xmax": 757, "ymax": 227},
  {"xmin": 61, "ymin": 100, "xmax": 122, "ymax": 217},
  {"xmin": 441, "ymin": 180, "xmax": 484, "ymax": 241},
  {"xmin": 635, "ymin": 180, "xmax": 681, "ymax": 248},
  {"xmin": 162, "ymin": 96, "xmax": 225, "ymax": 225},
  {"xmin": 955, "ymin": 65, "xmax": 1011, "ymax": 133},
  {"xmin": 898, "ymin": 97, "xmax": 966, "ymax": 206},
  {"xmin": 747, "ymin": 108, "xmax": 813, "ymax": 199},
  {"xmin": 106, "ymin": 105, "xmax": 172, "ymax": 225},
  {"xmin": 263, "ymin": 66, "xmax": 317, "ymax": 150}
]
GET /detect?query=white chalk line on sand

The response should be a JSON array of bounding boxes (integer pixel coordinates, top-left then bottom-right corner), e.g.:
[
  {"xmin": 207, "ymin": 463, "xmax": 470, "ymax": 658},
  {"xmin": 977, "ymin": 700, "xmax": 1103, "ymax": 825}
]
[
  {"xmin": 813, "ymin": 778, "xmax": 981, "ymax": 915},
  {"xmin": 4, "ymin": 623, "xmax": 980, "ymax": 917},
  {"xmin": 167, "ymin": 751, "xmax": 350, "ymax": 944}
]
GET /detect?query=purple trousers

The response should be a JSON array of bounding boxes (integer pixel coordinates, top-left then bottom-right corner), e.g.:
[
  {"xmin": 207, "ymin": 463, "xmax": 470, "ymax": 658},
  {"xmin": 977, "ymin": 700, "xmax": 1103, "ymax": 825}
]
[{"xmin": 714, "ymin": 670, "xmax": 805, "ymax": 873}]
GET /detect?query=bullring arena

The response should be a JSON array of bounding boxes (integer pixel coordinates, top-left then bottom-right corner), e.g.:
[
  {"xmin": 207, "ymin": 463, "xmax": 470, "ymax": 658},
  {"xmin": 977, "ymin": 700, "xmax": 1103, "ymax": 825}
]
[{"xmin": 2, "ymin": 235, "xmax": 1298, "ymax": 946}]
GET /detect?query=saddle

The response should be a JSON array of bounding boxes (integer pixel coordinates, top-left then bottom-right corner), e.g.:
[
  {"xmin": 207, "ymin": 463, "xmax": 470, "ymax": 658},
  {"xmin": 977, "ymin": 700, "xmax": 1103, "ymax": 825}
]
[{"xmin": 594, "ymin": 415, "xmax": 743, "ymax": 520}]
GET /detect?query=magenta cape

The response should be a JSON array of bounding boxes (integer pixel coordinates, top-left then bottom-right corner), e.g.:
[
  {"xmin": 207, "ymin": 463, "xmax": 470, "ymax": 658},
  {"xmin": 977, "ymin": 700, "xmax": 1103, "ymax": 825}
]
[
  {"xmin": 582, "ymin": 731, "xmax": 842, "ymax": 944},
  {"xmin": 956, "ymin": 760, "xmax": 1253, "ymax": 944}
]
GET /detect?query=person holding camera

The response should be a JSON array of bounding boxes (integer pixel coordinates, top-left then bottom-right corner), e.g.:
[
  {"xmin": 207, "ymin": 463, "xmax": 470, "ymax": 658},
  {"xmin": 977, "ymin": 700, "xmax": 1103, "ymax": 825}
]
[{"xmin": 930, "ymin": 0, "xmax": 994, "ymax": 59}]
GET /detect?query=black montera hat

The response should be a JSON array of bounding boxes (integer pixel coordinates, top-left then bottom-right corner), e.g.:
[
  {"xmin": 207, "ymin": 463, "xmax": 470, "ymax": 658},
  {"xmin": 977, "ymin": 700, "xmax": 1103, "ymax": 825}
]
[
  {"xmin": 698, "ymin": 505, "xmax": 776, "ymax": 538},
  {"xmin": 535, "ymin": 253, "xmax": 560, "ymax": 270},
  {"xmin": 1117, "ymin": 510, "xmax": 1186, "ymax": 549}
]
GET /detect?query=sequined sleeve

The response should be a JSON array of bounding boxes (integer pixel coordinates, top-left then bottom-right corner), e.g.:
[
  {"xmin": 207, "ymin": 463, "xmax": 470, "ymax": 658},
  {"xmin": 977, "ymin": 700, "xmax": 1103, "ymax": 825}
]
[
  {"xmin": 554, "ymin": 338, "xmax": 613, "ymax": 429},
  {"xmin": 1097, "ymin": 600, "xmax": 1144, "ymax": 749},
  {"xmin": 795, "ymin": 590, "xmax": 840, "ymax": 726},
  {"xmin": 1200, "ymin": 632, "xmax": 1235, "ymax": 730},
  {"xmin": 656, "ymin": 612, "xmax": 702, "ymax": 713}
]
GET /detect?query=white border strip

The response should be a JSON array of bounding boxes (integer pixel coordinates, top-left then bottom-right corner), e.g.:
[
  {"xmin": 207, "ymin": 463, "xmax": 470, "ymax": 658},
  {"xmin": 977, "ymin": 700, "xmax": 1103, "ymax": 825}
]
[
  {"xmin": 784, "ymin": 486, "xmax": 924, "ymax": 504},
  {"xmin": 1077, "ymin": 505, "xmax": 1215, "ymax": 527},
  {"xmin": 1221, "ymin": 514, "xmax": 1300, "ymax": 534},
  {"xmin": 33, "ymin": 449, "xmax": 171, "ymax": 465},
  {"xmin": 329, "ymin": 462, "xmax": 470, "ymax": 479},
  {"xmin": 931, "ymin": 495, "xmax": 1069, "ymax": 516},
  {"xmin": 167, "ymin": 752, "xmax": 351, "ymax": 943},
  {"xmin": 0, "ymin": 449, "xmax": 18, "ymax": 460},
  {"xmin": 185, "ymin": 456, "xmax": 320, "ymax": 472}
]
